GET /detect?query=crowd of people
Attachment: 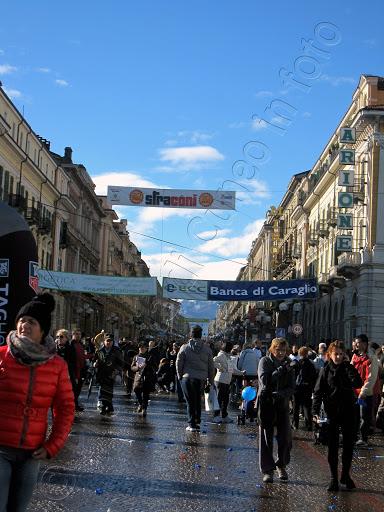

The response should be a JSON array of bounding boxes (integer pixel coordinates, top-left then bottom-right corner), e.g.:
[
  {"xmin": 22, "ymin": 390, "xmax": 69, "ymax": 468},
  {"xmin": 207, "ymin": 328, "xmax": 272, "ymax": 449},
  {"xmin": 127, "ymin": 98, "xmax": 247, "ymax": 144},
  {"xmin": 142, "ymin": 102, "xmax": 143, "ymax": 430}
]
[{"xmin": 1, "ymin": 292, "xmax": 384, "ymax": 510}]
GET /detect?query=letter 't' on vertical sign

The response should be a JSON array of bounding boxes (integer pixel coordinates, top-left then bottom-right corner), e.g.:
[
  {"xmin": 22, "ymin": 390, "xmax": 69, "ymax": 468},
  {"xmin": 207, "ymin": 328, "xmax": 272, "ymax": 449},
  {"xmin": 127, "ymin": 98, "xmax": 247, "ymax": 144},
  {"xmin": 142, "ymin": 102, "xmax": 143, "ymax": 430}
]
[
  {"xmin": 337, "ymin": 213, "xmax": 353, "ymax": 229},
  {"xmin": 336, "ymin": 235, "xmax": 353, "ymax": 252},
  {"xmin": 0, "ymin": 202, "xmax": 38, "ymax": 345},
  {"xmin": 338, "ymin": 169, "xmax": 355, "ymax": 186},
  {"xmin": 339, "ymin": 150, "xmax": 355, "ymax": 165},
  {"xmin": 338, "ymin": 192, "xmax": 354, "ymax": 208},
  {"xmin": 339, "ymin": 127, "xmax": 356, "ymax": 144}
]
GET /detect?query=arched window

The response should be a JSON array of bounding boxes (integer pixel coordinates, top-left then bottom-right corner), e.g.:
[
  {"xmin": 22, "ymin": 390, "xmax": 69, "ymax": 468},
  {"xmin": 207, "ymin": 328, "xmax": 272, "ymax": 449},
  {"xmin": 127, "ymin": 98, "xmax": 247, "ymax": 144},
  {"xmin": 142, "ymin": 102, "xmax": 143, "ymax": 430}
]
[{"xmin": 352, "ymin": 291, "xmax": 358, "ymax": 308}]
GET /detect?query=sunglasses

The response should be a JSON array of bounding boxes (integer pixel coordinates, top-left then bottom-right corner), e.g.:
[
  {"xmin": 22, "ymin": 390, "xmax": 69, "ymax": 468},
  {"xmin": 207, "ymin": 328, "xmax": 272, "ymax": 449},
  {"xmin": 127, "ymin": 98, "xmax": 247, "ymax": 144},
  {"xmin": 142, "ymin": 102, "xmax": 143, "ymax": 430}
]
[{"xmin": 57, "ymin": 335, "xmax": 65, "ymax": 339}]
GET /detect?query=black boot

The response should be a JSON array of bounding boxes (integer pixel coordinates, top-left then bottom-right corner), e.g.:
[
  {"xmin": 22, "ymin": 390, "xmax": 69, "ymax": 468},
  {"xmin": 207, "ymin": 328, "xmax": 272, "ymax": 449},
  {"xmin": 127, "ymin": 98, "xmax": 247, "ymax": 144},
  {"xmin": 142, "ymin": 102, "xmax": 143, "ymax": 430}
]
[
  {"xmin": 327, "ymin": 478, "xmax": 339, "ymax": 492},
  {"xmin": 340, "ymin": 473, "xmax": 356, "ymax": 489}
]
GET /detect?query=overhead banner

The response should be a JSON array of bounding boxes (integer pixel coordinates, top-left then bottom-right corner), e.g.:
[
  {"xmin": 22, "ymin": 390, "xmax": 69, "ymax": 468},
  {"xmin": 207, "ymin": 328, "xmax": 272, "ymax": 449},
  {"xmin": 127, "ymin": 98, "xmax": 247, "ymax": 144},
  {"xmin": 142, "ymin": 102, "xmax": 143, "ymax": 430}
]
[
  {"xmin": 38, "ymin": 270, "xmax": 157, "ymax": 296},
  {"xmin": 163, "ymin": 277, "xmax": 208, "ymax": 300},
  {"xmin": 163, "ymin": 277, "xmax": 318, "ymax": 301},
  {"xmin": 107, "ymin": 186, "xmax": 236, "ymax": 210}
]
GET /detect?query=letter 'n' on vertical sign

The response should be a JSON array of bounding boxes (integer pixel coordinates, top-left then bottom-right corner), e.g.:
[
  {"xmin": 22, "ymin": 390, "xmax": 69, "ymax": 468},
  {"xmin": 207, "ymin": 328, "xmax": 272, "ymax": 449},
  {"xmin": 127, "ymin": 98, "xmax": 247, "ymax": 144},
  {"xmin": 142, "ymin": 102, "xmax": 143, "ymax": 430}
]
[
  {"xmin": 338, "ymin": 169, "xmax": 354, "ymax": 186},
  {"xmin": 337, "ymin": 213, "xmax": 353, "ymax": 229},
  {"xmin": 339, "ymin": 150, "xmax": 355, "ymax": 165},
  {"xmin": 336, "ymin": 235, "xmax": 353, "ymax": 252},
  {"xmin": 338, "ymin": 192, "xmax": 354, "ymax": 208},
  {"xmin": 339, "ymin": 127, "xmax": 356, "ymax": 144}
]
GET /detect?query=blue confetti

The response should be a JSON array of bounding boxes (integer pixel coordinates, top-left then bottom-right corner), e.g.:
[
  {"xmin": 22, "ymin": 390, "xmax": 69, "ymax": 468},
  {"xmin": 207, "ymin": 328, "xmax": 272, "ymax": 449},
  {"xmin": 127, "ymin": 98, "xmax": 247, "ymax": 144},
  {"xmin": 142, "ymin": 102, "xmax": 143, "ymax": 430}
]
[
  {"xmin": 194, "ymin": 464, "xmax": 201, "ymax": 470},
  {"xmin": 227, "ymin": 447, "xmax": 233, "ymax": 452},
  {"xmin": 95, "ymin": 488, "xmax": 103, "ymax": 495},
  {"xmin": 165, "ymin": 441, "xmax": 175, "ymax": 445}
]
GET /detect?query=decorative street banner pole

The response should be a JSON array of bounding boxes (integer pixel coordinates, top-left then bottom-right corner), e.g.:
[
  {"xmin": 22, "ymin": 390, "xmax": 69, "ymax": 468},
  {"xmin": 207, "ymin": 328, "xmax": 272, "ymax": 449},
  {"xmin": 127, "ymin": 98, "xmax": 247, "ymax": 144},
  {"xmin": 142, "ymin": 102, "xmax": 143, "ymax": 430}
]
[
  {"xmin": 0, "ymin": 201, "xmax": 38, "ymax": 345},
  {"xmin": 107, "ymin": 186, "xmax": 236, "ymax": 210},
  {"xmin": 163, "ymin": 277, "xmax": 318, "ymax": 301}
]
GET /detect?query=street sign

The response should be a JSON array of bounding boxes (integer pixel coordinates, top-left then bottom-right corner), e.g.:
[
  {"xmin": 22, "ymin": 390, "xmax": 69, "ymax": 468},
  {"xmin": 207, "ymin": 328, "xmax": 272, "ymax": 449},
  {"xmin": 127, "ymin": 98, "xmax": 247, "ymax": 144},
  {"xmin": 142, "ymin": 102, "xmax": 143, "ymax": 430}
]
[{"xmin": 292, "ymin": 324, "xmax": 303, "ymax": 335}]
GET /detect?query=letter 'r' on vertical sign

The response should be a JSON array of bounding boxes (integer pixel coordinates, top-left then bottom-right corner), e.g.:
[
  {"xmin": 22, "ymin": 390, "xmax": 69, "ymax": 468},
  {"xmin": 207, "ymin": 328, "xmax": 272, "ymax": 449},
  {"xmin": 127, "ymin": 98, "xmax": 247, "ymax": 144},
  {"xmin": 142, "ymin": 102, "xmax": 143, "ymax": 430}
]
[
  {"xmin": 339, "ymin": 150, "xmax": 355, "ymax": 165},
  {"xmin": 336, "ymin": 235, "xmax": 353, "ymax": 252},
  {"xmin": 338, "ymin": 169, "xmax": 354, "ymax": 186},
  {"xmin": 340, "ymin": 127, "xmax": 356, "ymax": 143},
  {"xmin": 337, "ymin": 213, "xmax": 353, "ymax": 229},
  {"xmin": 338, "ymin": 192, "xmax": 354, "ymax": 208}
]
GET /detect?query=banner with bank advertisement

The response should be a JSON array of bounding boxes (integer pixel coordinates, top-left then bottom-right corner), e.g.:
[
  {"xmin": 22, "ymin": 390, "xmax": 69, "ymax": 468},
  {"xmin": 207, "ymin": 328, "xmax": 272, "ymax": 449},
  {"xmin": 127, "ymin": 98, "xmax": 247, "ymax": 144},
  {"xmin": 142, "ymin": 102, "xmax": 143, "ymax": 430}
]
[
  {"xmin": 163, "ymin": 277, "xmax": 318, "ymax": 301},
  {"xmin": 107, "ymin": 186, "xmax": 236, "ymax": 210},
  {"xmin": 38, "ymin": 270, "xmax": 157, "ymax": 296}
]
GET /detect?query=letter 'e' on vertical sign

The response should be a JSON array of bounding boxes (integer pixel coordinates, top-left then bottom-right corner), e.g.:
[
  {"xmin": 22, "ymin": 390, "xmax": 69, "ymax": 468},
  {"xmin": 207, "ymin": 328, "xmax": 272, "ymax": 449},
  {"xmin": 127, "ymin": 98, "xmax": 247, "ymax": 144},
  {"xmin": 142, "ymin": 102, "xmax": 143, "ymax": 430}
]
[
  {"xmin": 336, "ymin": 235, "xmax": 353, "ymax": 252},
  {"xmin": 338, "ymin": 169, "xmax": 354, "ymax": 186},
  {"xmin": 337, "ymin": 213, "xmax": 353, "ymax": 229},
  {"xmin": 339, "ymin": 150, "xmax": 355, "ymax": 165},
  {"xmin": 338, "ymin": 192, "xmax": 354, "ymax": 208},
  {"xmin": 340, "ymin": 127, "xmax": 356, "ymax": 143}
]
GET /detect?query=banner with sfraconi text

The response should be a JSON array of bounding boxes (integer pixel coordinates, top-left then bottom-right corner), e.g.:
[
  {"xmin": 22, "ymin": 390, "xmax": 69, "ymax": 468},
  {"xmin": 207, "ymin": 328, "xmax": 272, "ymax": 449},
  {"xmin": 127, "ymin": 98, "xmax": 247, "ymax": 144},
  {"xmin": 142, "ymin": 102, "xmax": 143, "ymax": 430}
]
[
  {"xmin": 38, "ymin": 270, "xmax": 157, "ymax": 296},
  {"xmin": 163, "ymin": 277, "xmax": 318, "ymax": 301},
  {"xmin": 107, "ymin": 186, "xmax": 236, "ymax": 210}
]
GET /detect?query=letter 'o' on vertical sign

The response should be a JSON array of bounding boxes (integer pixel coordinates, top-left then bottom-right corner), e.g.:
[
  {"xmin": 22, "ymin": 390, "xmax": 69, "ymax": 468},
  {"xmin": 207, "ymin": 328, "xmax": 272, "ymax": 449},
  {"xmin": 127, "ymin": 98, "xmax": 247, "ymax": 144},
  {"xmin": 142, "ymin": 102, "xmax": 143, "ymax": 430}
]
[
  {"xmin": 0, "ymin": 202, "xmax": 38, "ymax": 345},
  {"xmin": 338, "ymin": 192, "xmax": 354, "ymax": 208}
]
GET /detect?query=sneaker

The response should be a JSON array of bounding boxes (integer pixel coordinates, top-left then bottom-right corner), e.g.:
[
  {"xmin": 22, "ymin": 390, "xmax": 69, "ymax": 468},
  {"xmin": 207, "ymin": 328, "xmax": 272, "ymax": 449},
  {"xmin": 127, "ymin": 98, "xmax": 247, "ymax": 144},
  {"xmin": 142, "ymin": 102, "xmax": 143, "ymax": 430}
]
[
  {"xmin": 106, "ymin": 410, "xmax": 115, "ymax": 416},
  {"xmin": 340, "ymin": 473, "xmax": 356, "ymax": 489},
  {"xmin": 142, "ymin": 409, "xmax": 147, "ymax": 417},
  {"xmin": 262, "ymin": 472, "xmax": 274, "ymax": 483},
  {"xmin": 221, "ymin": 416, "xmax": 234, "ymax": 424},
  {"xmin": 276, "ymin": 467, "xmax": 288, "ymax": 481},
  {"xmin": 137, "ymin": 405, "xmax": 143, "ymax": 413},
  {"xmin": 100, "ymin": 409, "xmax": 107, "ymax": 416},
  {"xmin": 186, "ymin": 426, "xmax": 198, "ymax": 432},
  {"xmin": 355, "ymin": 439, "xmax": 368, "ymax": 448},
  {"xmin": 211, "ymin": 416, "xmax": 222, "ymax": 424}
]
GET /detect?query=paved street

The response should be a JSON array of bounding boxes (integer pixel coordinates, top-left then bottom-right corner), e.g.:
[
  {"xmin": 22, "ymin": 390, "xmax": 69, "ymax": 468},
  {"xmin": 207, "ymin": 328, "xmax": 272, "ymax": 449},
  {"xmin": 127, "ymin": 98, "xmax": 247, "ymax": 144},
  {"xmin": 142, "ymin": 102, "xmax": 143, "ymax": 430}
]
[{"xmin": 30, "ymin": 387, "xmax": 384, "ymax": 512}]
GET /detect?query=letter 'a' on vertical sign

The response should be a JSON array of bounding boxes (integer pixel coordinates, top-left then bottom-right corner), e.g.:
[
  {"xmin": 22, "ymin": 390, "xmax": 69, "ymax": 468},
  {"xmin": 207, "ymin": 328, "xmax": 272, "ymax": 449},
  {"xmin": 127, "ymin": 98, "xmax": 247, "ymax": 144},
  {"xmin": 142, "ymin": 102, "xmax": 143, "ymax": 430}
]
[
  {"xmin": 337, "ymin": 213, "xmax": 353, "ymax": 229},
  {"xmin": 338, "ymin": 169, "xmax": 355, "ymax": 186},
  {"xmin": 0, "ymin": 201, "xmax": 38, "ymax": 345},
  {"xmin": 339, "ymin": 150, "xmax": 355, "ymax": 165},
  {"xmin": 338, "ymin": 192, "xmax": 354, "ymax": 208},
  {"xmin": 336, "ymin": 235, "xmax": 353, "ymax": 252},
  {"xmin": 339, "ymin": 127, "xmax": 356, "ymax": 144}
]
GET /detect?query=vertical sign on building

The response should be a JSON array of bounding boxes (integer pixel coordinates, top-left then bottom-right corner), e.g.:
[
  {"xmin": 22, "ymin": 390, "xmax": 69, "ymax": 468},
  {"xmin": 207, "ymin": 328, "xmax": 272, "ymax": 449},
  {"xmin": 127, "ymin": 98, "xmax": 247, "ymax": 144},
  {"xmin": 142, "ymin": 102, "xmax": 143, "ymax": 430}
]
[{"xmin": 337, "ymin": 127, "xmax": 356, "ymax": 252}]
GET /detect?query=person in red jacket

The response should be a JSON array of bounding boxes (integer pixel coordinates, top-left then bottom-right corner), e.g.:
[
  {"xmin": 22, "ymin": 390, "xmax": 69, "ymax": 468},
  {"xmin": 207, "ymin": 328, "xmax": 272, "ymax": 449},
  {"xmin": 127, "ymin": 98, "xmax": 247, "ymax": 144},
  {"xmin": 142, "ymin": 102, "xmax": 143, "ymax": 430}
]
[{"xmin": 0, "ymin": 293, "xmax": 75, "ymax": 512}]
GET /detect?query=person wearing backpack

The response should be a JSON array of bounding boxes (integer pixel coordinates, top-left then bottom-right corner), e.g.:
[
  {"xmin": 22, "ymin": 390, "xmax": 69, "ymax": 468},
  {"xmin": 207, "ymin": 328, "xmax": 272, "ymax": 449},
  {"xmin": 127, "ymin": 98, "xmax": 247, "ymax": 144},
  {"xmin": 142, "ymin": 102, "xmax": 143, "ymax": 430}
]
[{"xmin": 292, "ymin": 346, "xmax": 317, "ymax": 431}]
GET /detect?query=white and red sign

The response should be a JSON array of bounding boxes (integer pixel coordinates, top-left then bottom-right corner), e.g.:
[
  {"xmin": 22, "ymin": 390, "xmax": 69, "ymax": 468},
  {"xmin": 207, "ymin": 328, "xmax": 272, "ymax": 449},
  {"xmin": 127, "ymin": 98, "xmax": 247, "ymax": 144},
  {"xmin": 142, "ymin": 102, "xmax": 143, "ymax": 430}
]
[{"xmin": 107, "ymin": 186, "xmax": 236, "ymax": 210}]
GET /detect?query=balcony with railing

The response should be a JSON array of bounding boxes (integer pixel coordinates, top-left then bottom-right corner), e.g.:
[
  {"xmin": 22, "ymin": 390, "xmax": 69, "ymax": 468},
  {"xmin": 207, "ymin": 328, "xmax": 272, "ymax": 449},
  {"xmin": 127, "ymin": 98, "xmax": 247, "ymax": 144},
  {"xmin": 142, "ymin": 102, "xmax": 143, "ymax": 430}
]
[
  {"xmin": 328, "ymin": 265, "xmax": 346, "ymax": 288},
  {"xmin": 318, "ymin": 271, "xmax": 332, "ymax": 293},
  {"xmin": 337, "ymin": 252, "xmax": 361, "ymax": 279}
]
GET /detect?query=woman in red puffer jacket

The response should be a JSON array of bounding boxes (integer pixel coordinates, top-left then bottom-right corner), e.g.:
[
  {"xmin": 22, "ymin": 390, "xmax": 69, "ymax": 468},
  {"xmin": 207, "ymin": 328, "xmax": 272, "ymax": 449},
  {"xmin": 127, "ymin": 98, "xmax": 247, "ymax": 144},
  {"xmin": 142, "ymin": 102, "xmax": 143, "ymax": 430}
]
[{"xmin": 0, "ymin": 293, "xmax": 75, "ymax": 512}]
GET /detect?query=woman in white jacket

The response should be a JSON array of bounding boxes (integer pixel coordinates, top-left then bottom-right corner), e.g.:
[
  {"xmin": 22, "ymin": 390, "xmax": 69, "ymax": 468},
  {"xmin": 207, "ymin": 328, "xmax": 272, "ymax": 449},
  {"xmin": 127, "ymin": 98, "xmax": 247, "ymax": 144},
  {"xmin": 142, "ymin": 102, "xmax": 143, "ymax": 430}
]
[{"xmin": 212, "ymin": 341, "xmax": 244, "ymax": 423}]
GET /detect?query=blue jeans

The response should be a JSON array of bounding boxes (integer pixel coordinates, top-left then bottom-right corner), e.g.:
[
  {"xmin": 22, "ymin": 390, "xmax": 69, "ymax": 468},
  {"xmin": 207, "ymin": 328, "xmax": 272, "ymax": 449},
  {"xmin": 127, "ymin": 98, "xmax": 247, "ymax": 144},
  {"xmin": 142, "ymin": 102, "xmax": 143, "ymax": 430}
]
[
  {"xmin": 0, "ymin": 445, "xmax": 40, "ymax": 512},
  {"xmin": 180, "ymin": 378, "xmax": 203, "ymax": 427}
]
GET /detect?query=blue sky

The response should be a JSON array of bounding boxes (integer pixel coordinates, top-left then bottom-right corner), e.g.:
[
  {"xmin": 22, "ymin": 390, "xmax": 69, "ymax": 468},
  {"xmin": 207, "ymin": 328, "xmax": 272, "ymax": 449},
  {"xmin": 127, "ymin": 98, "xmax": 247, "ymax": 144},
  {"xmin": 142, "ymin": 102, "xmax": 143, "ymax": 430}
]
[{"xmin": 1, "ymin": 1, "xmax": 383, "ymax": 317}]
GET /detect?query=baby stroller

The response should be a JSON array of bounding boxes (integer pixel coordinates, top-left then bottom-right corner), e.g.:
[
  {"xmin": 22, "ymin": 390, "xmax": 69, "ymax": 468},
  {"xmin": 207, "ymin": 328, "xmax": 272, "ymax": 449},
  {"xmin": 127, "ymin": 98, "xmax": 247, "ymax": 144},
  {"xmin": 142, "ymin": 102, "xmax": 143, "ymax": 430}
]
[{"xmin": 237, "ymin": 382, "xmax": 257, "ymax": 425}]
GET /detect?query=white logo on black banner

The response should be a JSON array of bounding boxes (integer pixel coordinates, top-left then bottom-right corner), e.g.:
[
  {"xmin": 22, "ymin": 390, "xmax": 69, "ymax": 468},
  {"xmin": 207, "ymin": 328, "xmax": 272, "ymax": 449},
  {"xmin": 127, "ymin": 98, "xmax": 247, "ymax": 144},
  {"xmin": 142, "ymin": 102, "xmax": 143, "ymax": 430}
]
[{"xmin": 0, "ymin": 259, "xmax": 9, "ymax": 278}]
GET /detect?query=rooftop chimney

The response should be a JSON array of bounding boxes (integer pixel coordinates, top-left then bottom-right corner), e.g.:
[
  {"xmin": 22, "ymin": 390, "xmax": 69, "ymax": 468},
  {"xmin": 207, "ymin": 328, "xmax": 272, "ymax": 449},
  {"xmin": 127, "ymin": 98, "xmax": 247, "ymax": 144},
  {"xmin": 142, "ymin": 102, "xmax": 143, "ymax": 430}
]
[{"xmin": 63, "ymin": 147, "xmax": 73, "ymax": 164}]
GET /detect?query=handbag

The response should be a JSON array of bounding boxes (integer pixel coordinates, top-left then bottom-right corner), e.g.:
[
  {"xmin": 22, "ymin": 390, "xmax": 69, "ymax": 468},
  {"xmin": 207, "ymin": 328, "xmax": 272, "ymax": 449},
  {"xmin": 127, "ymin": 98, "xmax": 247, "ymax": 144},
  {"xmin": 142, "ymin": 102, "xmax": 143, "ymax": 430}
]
[{"xmin": 204, "ymin": 384, "xmax": 220, "ymax": 411}]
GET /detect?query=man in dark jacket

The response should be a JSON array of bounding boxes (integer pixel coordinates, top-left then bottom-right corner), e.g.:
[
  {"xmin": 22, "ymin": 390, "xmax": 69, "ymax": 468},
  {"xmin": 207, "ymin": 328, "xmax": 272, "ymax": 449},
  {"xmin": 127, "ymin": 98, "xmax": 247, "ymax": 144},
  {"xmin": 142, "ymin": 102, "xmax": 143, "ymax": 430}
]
[
  {"xmin": 257, "ymin": 337, "xmax": 296, "ymax": 483},
  {"xmin": 176, "ymin": 325, "xmax": 215, "ymax": 432},
  {"xmin": 95, "ymin": 336, "xmax": 123, "ymax": 415},
  {"xmin": 292, "ymin": 346, "xmax": 318, "ymax": 430}
]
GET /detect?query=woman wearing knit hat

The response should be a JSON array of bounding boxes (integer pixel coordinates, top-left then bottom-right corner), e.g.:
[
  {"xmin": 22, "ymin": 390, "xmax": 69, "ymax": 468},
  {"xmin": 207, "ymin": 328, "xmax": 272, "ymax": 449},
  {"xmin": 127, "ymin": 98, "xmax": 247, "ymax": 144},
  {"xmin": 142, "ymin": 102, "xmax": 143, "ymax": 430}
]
[{"xmin": 0, "ymin": 293, "xmax": 75, "ymax": 511}]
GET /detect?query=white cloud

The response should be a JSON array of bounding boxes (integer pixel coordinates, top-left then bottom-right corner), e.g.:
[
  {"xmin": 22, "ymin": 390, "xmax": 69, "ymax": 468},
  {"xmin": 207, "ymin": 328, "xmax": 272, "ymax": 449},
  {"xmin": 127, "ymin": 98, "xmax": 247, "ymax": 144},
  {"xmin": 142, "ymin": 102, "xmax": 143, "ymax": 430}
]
[
  {"xmin": 0, "ymin": 50, "xmax": 4, "ymax": 55},
  {"xmin": 55, "ymin": 79, "xmax": 69, "ymax": 87},
  {"xmin": 254, "ymin": 90, "xmax": 274, "ymax": 98},
  {"xmin": 228, "ymin": 121, "xmax": 247, "ymax": 129},
  {"xmin": 235, "ymin": 179, "xmax": 270, "ymax": 205},
  {"xmin": 196, "ymin": 228, "xmax": 231, "ymax": 240},
  {"xmin": 320, "ymin": 74, "xmax": 356, "ymax": 87},
  {"xmin": 197, "ymin": 219, "xmax": 264, "ymax": 258},
  {"xmin": 0, "ymin": 64, "xmax": 17, "ymax": 75},
  {"xmin": 3, "ymin": 87, "xmax": 21, "ymax": 99},
  {"xmin": 363, "ymin": 39, "xmax": 377, "ymax": 48},
  {"xmin": 302, "ymin": 111, "xmax": 312, "ymax": 118},
  {"xmin": 251, "ymin": 118, "xmax": 269, "ymax": 131},
  {"xmin": 159, "ymin": 146, "xmax": 224, "ymax": 166},
  {"xmin": 92, "ymin": 171, "xmax": 162, "ymax": 196},
  {"xmin": 37, "ymin": 67, "xmax": 51, "ymax": 73},
  {"xmin": 144, "ymin": 250, "xmax": 244, "ymax": 281}
]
